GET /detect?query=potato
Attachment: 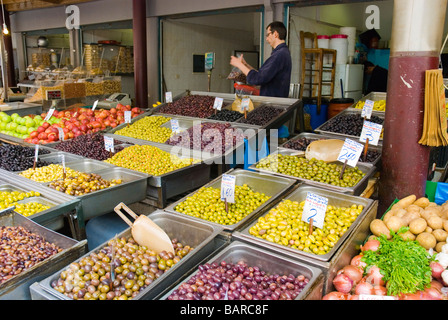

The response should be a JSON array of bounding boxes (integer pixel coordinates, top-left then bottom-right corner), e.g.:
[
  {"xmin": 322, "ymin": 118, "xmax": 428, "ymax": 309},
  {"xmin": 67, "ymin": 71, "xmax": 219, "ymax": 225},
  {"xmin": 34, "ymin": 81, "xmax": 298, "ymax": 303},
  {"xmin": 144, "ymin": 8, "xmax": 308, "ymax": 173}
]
[
  {"xmin": 396, "ymin": 195, "xmax": 417, "ymax": 208},
  {"xmin": 432, "ymin": 229, "xmax": 448, "ymax": 242},
  {"xmin": 399, "ymin": 230, "xmax": 416, "ymax": 241},
  {"xmin": 440, "ymin": 209, "xmax": 448, "ymax": 220},
  {"xmin": 425, "ymin": 226, "xmax": 433, "ymax": 233},
  {"xmin": 416, "ymin": 232, "xmax": 437, "ymax": 249},
  {"xmin": 370, "ymin": 219, "xmax": 392, "ymax": 239},
  {"xmin": 382, "ymin": 210, "xmax": 395, "ymax": 224},
  {"xmin": 406, "ymin": 204, "xmax": 423, "ymax": 214},
  {"xmin": 393, "ymin": 209, "xmax": 407, "ymax": 218},
  {"xmin": 401, "ymin": 211, "xmax": 420, "ymax": 226},
  {"xmin": 444, "ymin": 220, "xmax": 448, "ymax": 233},
  {"xmin": 422, "ymin": 207, "xmax": 440, "ymax": 220},
  {"xmin": 436, "ymin": 241, "xmax": 447, "ymax": 252},
  {"xmin": 409, "ymin": 218, "xmax": 427, "ymax": 235},
  {"xmin": 414, "ymin": 197, "xmax": 430, "ymax": 208},
  {"xmin": 386, "ymin": 216, "xmax": 405, "ymax": 232},
  {"xmin": 427, "ymin": 202, "xmax": 438, "ymax": 207},
  {"xmin": 427, "ymin": 215, "xmax": 443, "ymax": 230}
]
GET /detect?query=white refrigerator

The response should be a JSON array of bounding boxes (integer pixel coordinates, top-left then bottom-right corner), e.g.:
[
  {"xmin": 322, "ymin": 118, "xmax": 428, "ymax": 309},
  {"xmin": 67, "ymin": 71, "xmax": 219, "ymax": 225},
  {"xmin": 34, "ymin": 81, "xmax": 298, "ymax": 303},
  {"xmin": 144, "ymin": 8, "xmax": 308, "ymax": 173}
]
[{"xmin": 333, "ymin": 64, "xmax": 364, "ymax": 100}]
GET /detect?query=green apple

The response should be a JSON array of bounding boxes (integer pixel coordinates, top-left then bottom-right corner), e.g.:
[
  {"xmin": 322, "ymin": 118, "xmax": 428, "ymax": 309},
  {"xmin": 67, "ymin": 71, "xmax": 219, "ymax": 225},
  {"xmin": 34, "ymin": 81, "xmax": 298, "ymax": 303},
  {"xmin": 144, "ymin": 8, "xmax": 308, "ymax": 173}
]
[
  {"xmin": 27, "ymin": 126, "xmax": 36, "ymax": 134},
  {"xmin": 9, "ymin": 122, "xmax": 17, "ymax": 131},
  {"xmin": 10, "ymin": 113, "xmax": 19, "ymax": 120},
  {"xmin": 0, "ymin": 122, "xmax": 5, "ymax": 130},
  {"xmin": 1, "ymin": 114, "xmax": 11, "ymax": 123},
  {"xmin": 25, "ymin": 118, "xmax": 36, "ymax": 128}
]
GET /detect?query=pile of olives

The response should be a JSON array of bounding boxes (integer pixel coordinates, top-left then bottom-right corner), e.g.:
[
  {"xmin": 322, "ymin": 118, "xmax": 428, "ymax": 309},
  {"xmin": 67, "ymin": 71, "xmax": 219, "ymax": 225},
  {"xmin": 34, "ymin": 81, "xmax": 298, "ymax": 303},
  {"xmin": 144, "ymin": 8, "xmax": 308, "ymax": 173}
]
[
  {"xmin": 256, "ymin": 154, "xmax": 365, "ymax": 188},
  {"xmin": 19, "ymin": 164, "xmax": 82, "ymax": 183},
  {"xmin": 239, "ymin": 105, "xmax": 284, "ymax": 126},
  {"xmin": 174, "ymin": 184, "xmax": 270, "ymax": 225},
  {"xmin": 208, "ymin": 109, "xmax": 243, "ymax": 122},
  {"xmin": 249, "ymin": 199, "xmax": 364, "ymax": 255},
  {"xmin": 319, "ymin": 113, "xmax": 384, "ymax": 137},
  {"xmin": 15, "ymin": 202, "xmax": 51, "ymax": 217},
  {"xmin": 114, "ymin": 116, "xmax": 173, "ymax": 143},
  {"xmin": 105, "ymin": 145, "xmax": 195, "ymax": 176},
  {"xmin": 49, "ymin": 173, "xmax": 123, "ymax": 196},
  {"xmin": 0, "ymin": 190, "xmax": 49, "ymax": 218},
  {"xmin": 0, "ymin": 143, "xmax": 51, "ymax": 171},
  {"xmin": 51, "ymin": 236, "xmax": 194, "ymax": 300},
  {"xmin": 158, "ymin": 95, "xmax": 218, "ymax": 118}
]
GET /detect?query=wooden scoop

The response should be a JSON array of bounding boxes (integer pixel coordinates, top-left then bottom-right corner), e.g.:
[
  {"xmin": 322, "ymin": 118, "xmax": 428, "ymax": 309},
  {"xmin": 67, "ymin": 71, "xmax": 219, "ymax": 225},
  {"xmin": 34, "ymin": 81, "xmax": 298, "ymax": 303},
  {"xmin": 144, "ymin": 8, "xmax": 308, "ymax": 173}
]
[{"xmin": 114, "ymin": 202, "xmax": 174, "ymax": 255}]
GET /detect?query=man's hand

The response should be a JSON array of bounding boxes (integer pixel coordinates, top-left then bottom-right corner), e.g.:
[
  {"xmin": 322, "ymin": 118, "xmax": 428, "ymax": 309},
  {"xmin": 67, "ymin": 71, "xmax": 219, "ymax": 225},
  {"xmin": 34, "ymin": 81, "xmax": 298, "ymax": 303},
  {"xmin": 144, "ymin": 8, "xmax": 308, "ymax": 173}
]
[{"xmin": 230, "ymin": 54, "xmax": 252, "ymax": 76}]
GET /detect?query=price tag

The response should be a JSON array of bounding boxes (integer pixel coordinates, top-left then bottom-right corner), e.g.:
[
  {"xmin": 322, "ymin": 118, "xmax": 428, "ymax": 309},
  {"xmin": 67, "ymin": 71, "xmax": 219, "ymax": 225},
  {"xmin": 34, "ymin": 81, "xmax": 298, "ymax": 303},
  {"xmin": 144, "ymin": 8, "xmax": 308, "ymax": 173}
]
[
  {"xmin": 165, "ymin": 92, "xmax": 173, "ymax": 103},
  {"xmin": 337, "ymin": 138, "xmax": 364, "ymax": 167},
  {"xmin": 59, "ymin": 154, "xmax": 66, "ymax": 173},
  {"xmin": 361, "ymin": 100, "xmax": 374, "ymax": 119},
  {"xmin": 241, "ymin": 98, "xmax": 250, "ymax": 111},
  {"xmin": 34, "ymin": 144, "xmax": 39, "ymax": 162},
  {"xmin": 104, "ymin": 136, "xmax": 114, "ymax": 152},
  {"xmin": 302, "ymin": 192, "xmax": 328, "ymax": 229},
  {"xmin": 29, "ymin": 74, "xmax": 35, "ymax": 81},
  {"xmin": 213, "ymin": 97, "xmax": 224, "ymax": 111},
  {"xmin": 124, "ymin": 111, "xmax": 132, "ymax": 123},
  {"xmin": 360, "ymin": 121, "xmax": 382, "ymax": 146},
  {"xmin": 220, "ymin": 174, "xmax": 236, "ymax": 203},
  {"xmin": 44, "ymin": 108, "xmax": 55, "ymax": 121},
  {"xmin": 57, "ymin": 127, "xmax": 64, "ymax": 141},
  {"xmin": 91, "ymin": 100, "xmax": 99, "ymax": 111},
  {"xmin": 359, "ymin": 294, "xmax": 397, "ymax": 300},
  {"xmin": 170, "ymin": 119, "xmax": 180, "ymax": 133}
]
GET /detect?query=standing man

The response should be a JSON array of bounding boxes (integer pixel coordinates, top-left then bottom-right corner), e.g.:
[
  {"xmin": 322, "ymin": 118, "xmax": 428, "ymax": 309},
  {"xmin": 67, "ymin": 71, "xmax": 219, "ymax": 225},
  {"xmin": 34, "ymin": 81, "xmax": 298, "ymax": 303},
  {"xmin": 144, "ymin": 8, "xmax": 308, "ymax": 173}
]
[{"xmin": 230, "ymin": 21, "xmax": 292, "ymax": 98}]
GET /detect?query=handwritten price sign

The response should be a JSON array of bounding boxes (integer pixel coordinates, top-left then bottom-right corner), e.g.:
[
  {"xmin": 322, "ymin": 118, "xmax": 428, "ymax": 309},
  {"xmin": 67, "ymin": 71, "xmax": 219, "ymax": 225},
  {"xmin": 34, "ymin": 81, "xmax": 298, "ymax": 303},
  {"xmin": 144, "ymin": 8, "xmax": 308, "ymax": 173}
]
[
  {"xmin": 170, "ymin": 119, "xmax": 180, "ymax": 133},
  {"xmin": 302, "ymin": 192, "xmax": 328, "ymax": 229},
  {"xmin": 220, "ymin": 174, "xmax": 236, "ymax": 203},
  {"xmin": 165, "ymin": 91, "xmax": 173, "ymax": 103},
  {"xmin": 104, "ymin": 136, "xmax": 114, "ymax": 152},
  {"xmin": 337, "ymin": 138, "xmax": 364, "ymax": 167},
  {"xmin": 360, "ymin": 121, "xmax": 382, "ymax": 146},
  {"xmin": 213, "ymin": 97, "xmax": 224, "ymax": 111},
  {"xmin": 241, "ymin": 98, "xmax": 251, "ymax": 111},
  {"xmin": 361, "ymin": 99, "xmax": 374, "ymax": 119}
]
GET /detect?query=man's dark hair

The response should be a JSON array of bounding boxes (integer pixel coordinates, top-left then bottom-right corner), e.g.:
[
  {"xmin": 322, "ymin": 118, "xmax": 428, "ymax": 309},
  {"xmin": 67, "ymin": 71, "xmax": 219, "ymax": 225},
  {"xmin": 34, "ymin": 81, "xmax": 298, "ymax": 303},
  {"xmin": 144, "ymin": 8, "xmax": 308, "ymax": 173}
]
[{"xmin": 267, "ymin": 21, "xmax": 287, "ymax": 40}]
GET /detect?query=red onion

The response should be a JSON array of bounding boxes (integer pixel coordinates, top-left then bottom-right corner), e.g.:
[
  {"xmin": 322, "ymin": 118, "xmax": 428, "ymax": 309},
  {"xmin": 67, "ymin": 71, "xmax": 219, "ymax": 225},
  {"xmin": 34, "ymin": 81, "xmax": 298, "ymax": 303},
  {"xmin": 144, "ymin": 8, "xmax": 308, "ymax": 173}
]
[
  {"xmin": 350, "ymin": 254, "xmax": 367, "ymax": 271},
  {"xmin": 430, "ymin": 261, "xmax": 444, "ymax": 280},
  {"xmin": 332, "ymin": 273, "xmax": 353, "ymax": 293},
  {"xmin": 399, "ymin": 292, "xmax": 423, "ymax": 300},
  {"xmin": 366, "ymin": 265, "xmax": 385, "ymax": 286},
  {"xmin": 322, "ymin": 291, "xmax": 350, "ymax": 300},
  {"xmin": 360, "ymin": 239, "xmax": 380, "ymax": 252},
  {"xmin": 338, "ymin": 265, "xmax": 363, "ymax": 285},
  {"xmin": 355, "ymin": 281, "xmax": 374, "ymax": 295},
  {"xmin": 423, "ymin": 287, "xmax": 443, "ymax": 300},
  {"xmin": 430, "ymin": 280, "xmax": 444, "ymax": 293}
]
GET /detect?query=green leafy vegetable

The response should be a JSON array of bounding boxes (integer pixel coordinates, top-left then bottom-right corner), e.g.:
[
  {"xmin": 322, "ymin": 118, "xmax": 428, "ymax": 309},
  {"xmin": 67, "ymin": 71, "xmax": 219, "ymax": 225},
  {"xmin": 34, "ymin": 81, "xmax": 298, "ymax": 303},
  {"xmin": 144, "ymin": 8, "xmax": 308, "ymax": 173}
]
[{"xmin": 361, "ymin": 227, "xmax": 435, "ymax": 296}]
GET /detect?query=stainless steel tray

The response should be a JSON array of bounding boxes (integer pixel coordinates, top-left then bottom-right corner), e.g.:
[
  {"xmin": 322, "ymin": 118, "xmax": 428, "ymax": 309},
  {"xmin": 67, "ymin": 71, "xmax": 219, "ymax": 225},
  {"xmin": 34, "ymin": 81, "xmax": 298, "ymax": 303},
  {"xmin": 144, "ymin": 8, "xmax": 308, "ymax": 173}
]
[
  {"xmin": 234, "ymin": 184, "xmax": 375, "ymax": 263},
  {"xmin": 159, "ymin": 241, "xmax": 324, "ymax": 300},
  {"xmin": 279, "ymin": 132, "xmax": 382, "ymax": 167},
  {"xmin": 249, "ymin": 149, "xmax": 376, "ymax": 196},
  {"xmin": 31, "ymin": 210, "xmax": 226, "ymax": 300},
  {"xmin": 351, "ymin": 91, "xmax": 387, "ymax": 110},
  {"xmin": 0, "ymin": 210, "xmax": 86, "ymax": 299},
  {"xmin": 165, "ymin": 168, "xmax": 297, "ymax": 231},
  {"xmin": 34, "ymin": 151, "xmax": 84, "ymax": 164},
  {"xmin": 314, "ymin": 108, "xmax": 385, "ymax": 142}
]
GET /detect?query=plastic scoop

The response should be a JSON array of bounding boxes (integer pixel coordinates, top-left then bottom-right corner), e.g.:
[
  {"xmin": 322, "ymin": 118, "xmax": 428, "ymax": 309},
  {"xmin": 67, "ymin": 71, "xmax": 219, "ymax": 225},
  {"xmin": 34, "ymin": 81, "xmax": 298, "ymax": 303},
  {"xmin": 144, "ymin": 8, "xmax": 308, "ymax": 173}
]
[{"xmin": 114, "ymin": 202, "xmax": 174, "ymax": 255}]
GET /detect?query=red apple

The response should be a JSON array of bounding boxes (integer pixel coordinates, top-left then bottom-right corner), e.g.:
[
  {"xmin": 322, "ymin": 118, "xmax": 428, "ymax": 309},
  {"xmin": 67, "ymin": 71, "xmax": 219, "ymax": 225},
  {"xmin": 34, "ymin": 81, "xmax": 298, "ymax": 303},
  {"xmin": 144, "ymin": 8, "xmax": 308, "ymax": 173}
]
[
  {"xmin": 31, "ymin": 138, "xmax": 39, "ymax": 144},
  {"xmin": 29, "ymin": 131, "xmax": 38, "ymax": 138},
  {"xmin": 47, "ymin": 133, "xmax": 57, "ymax": 142},
  {"xmin": 42, "ymin": 122, "xmax": 50, "ymax": 129},
  {"xmin": 38, "ymin": 132, "xmax": 48, "ymax": 140}
]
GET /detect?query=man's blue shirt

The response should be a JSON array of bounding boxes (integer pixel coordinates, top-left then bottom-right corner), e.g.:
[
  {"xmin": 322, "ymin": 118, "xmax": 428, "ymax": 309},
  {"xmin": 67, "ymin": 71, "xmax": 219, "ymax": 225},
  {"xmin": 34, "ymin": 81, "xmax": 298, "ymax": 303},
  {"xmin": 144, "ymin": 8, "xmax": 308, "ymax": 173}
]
[{"xmin": 246, "ymin": 43, "xmax": 292, "ymax": 98}]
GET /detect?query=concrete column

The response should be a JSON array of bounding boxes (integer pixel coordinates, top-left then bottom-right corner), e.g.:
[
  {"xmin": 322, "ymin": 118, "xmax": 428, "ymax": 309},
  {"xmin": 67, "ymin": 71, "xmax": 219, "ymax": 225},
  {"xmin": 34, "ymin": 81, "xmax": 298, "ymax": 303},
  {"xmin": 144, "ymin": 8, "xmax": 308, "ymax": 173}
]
[
  {"xmin": 378, "ymin": 0, "xmax": 447, "ymax": 213},
  {"xmin": 133, "ymin": 0, "xmax": 148, "ymax": 108}
]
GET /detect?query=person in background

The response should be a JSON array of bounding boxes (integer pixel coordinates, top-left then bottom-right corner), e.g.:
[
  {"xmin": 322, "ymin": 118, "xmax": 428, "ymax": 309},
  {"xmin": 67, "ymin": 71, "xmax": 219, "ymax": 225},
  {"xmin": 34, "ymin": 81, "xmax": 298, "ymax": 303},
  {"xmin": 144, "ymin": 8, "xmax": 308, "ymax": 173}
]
[
  {"xmin": 230, "ymin": 21, "xmax": 292, "ymax": 98},
  {"xmin": 364, "ymin": 60, "xmax": 388, "ymax": 94}
]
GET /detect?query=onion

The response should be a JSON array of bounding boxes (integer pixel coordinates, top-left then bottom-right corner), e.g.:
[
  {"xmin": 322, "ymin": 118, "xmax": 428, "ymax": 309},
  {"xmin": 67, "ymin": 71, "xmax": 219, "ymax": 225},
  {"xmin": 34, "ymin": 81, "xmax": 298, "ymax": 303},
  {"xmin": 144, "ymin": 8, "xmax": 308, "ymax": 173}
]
[
  {"xmin": 423, "ymin": 287, "xmax": 443, "ymax": 300},
  {"xmin": 355, "ymin": 281, "xmax": 373, "ymax": 295},
  {"xmin": 399, "ymin": 292, "xmax": 422, "ymax": 300},
  {"xmin": 366, "ymin": 265, "xmax": 385, "ymax": 286},
  {"xmin": 350, "ymin": 254, "xmax": 367, "ymax": 271},
  {"xmin": 322, "ymin": 291, "xmax": 350, "ymax": 300},
  {"xmin": 332, "ymin": 273, "xmax": 353, "ymax": 293},
  {"xmin": 373, "ymin": 285, "xmax": 387, "ymax": 296},
  {"xmin": 338, "ymin": 265, "xmax": 363, "ymax": 284},
  {"xmin": 430, "ymin": 261, "xmax": 444, "ymax": 280},
  {"xmin": 430, "ymin": 280, "xmax": 444, "ymax": 293},
  {"xmin": 360, "ymin": 239, "xmax": 380, "ymax": 252},
  {"xmin": 348, "ymin": 294, "xmax": 359, "ymax": 300}
]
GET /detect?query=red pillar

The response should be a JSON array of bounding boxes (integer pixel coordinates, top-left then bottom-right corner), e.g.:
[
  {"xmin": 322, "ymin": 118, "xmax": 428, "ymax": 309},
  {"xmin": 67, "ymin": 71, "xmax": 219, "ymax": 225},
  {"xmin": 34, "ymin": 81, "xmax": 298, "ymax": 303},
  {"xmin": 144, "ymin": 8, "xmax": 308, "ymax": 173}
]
[
  {"xmin": 378, "ymin": 0, "xmax": 447, "ymax": 213},
  {"xmin": 133, "ymin": 0, "xmax": 148, "ymax": 109}
]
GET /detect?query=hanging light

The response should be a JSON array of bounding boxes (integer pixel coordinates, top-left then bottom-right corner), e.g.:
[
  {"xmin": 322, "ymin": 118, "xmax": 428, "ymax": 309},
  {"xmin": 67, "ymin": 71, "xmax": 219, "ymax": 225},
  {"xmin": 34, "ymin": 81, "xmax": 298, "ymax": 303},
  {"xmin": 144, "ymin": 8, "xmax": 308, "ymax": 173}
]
[{"xmin": 0, "ymin": 0, "xmax": 8, "ymax": 35}]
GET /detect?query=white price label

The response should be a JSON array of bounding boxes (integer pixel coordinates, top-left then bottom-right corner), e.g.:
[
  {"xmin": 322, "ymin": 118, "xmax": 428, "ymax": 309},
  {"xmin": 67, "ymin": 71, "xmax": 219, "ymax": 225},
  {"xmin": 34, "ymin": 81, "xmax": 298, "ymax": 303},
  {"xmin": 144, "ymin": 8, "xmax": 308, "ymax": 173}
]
[
  {"xmin": 57, "ymin": 127, "xmax": 64, "ymax": 141},
  {"xmin": 165, "ymin": 92, "xmax": 173, "ymax": 103},
  {"xmin": 361, "ymin": 99, "xmax": 374, "ymax": 119},
  {"xmin": 360, "ymin": 121, "xmax": 382, "ymax": 146},
  {"xmin": 359, "ymin": 294, "xmax": 397, "ymax": 301},
  {"xmin": 104, "ymin": 136, "xmax": 114, "ymax": 152},
  {"xmin": 170, "ymin": 119, "xmax": 180, "ymax": 133},
  {"xmin": 213, "ymin": 97, "xmax": 224, "ymax": 111},
  {"xmin": 302, "ymin": 192, "xmax": 328, "ymax": 229},
  {"xmin": 59, "ymin": 154, "xmax": 66, "ymax": 173},
  {"xmin": 337, "ymin": 138, "xmax": 364, "ymax": 167},
  {"xmin": 241, "ymin": 98, "xmax": 250, "ymax": 111},
  {"xmin": 124, "ymin": 111, "xmax": 132, "ymax": 123},
  {"xmin": 92, "ymin": 100, "xmax": 99, "ymax": 111},
  {"xmin": 220, "ymin": 174, "xmax": 236, "ymax": 203},
  {"xmin": 34, "ymin": 144, "xmax": 39, "ymax": 162},
  {"xmin": 44, "ymin": 108, "xmax": 55, "ymax": 121}
]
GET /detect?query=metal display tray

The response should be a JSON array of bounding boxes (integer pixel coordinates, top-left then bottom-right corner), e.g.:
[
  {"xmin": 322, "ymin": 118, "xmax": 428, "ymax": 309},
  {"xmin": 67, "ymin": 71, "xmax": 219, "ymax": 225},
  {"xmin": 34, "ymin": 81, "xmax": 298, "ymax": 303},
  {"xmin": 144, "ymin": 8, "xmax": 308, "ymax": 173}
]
[
  {"xmin": 158, "ymin": 240, "xmax": 324, "ymax": 300},
  {"xmin": 279, "ymin": 132, "xmax": 382, "ymax": 168},
  {"xmin": 234, "ymin": 184, "xmax": 374, "ymax": 262},
  {"xmin": 152, "ymin": 90, "xmax": 301, "ymax": 131},
  {"xmin": 164, "ymin": 168, "xmax": 297, "ymax": 231},
  {"xmin": 350, "ymin": 91, "xmax": 387, "ymax": 110},
  {"xmin": 249, "ymin": 148, "xmax": 376, "ymax": 196},
  {"xmin": 314, "ymin": 108, "xmax": 385, "ymax": 143},
  {"xmin": 30, "ymin": 210, "xmax": 227, "ymax": 300},
  {"xmin": 0, "ymin": 209, "xmax": 86, "ymax": 299}
]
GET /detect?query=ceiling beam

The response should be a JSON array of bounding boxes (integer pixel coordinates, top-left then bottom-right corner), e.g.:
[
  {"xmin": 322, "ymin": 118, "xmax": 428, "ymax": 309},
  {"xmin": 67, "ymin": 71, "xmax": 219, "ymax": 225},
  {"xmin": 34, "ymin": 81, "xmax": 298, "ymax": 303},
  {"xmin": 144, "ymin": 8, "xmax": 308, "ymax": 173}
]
[{"xmin": 4, "ymin": 0, "xmax": 96, "ymax": 12}]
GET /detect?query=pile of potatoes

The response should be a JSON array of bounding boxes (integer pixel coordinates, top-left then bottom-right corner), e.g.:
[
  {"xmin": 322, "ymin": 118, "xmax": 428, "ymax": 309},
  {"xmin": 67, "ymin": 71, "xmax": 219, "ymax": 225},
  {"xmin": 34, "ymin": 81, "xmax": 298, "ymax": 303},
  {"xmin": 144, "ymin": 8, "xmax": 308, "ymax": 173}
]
[{"xmin": 370, "ymin": 195, "xmax": 448, "ymax": 252}]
